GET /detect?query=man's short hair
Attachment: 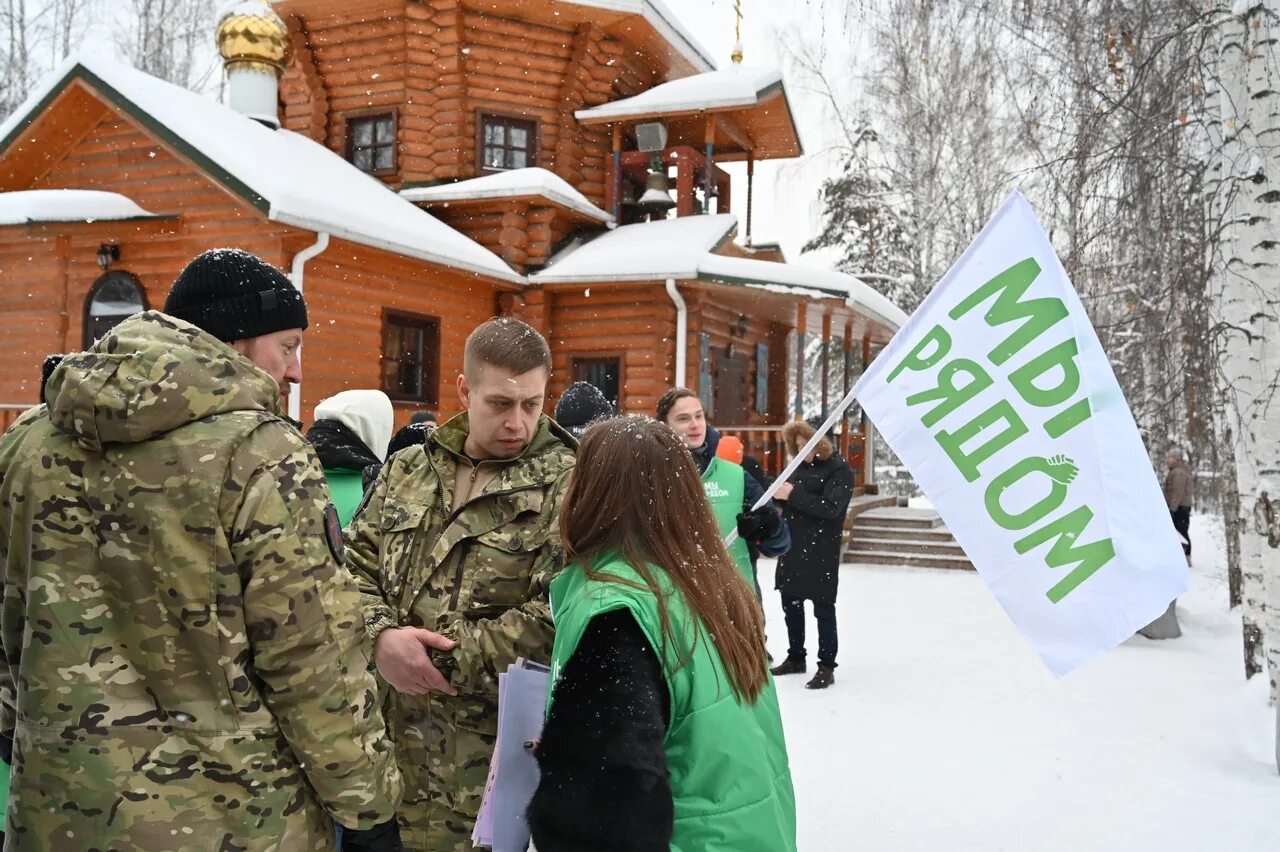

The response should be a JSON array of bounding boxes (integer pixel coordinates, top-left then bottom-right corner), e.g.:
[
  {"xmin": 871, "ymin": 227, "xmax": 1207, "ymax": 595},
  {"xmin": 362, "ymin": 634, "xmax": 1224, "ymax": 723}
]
[
  {"xmin": 464, "ymin": 317, "xmax": 551, "ymax": 379},
  {"xmin": 1167, "ymin": 447, "xmax": 1183, "ymax": 461}
]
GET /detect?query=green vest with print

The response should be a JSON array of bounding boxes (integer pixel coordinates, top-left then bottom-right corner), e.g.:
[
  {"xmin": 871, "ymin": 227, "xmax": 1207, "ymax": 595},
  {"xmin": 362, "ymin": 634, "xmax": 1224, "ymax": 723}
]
[
  {"xmin": 548, "ymin": 556, "xmax": 797, "ymax": 852},
  {"xmin": 702, "ymin": 456, "xmax": 755, "ymax": 586}
]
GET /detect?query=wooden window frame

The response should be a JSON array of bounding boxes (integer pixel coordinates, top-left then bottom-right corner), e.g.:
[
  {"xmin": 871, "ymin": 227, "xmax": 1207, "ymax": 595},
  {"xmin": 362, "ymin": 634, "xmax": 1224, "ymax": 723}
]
[
  {"xmin": 476, "ymin": 110, "xmax": 539, "ymax": 174},
  {"xmin": 381, "ymin": 310, "xmax": 441, "ymax": 405},
  {"xmin": 344, "ymin": 108, "xmax": 398, "ymax": 176},
  {"xmin": 83, "ymin": 270, "xmax": 147, "ymax": 347},
  {"xmin": 571, "ymin": 354, "xmax": 625, "ymax": 409}
]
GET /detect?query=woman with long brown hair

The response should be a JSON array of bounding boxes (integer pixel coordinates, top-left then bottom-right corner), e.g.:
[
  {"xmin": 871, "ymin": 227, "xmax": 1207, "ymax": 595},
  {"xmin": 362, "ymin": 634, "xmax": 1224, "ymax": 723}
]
[{"xmin": 528, "ymin": 416, "xmax": 796, "ymax": 852}]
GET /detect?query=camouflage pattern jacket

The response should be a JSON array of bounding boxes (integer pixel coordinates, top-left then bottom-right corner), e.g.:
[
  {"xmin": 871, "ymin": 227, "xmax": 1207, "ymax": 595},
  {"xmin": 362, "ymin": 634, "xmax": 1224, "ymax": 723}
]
[
  {"xmin": 0, "ymin": 312, "xmax": 401, "ymax": 851},
  {"xmin": 347, "ymin": 414, "xmax": 575, "ymax": 851}
]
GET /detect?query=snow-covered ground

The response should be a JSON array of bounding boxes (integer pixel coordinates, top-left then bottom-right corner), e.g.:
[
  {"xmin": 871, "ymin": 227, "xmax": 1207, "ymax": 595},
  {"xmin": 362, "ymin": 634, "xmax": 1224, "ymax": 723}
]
[{"xmin": 760, "ymin": 514, "xmax": 1279, "ymax": 851}]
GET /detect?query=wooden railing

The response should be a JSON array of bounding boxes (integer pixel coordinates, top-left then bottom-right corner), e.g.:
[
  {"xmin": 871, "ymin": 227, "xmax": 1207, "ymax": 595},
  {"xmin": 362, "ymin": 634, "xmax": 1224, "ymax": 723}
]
[
  {"xmin": 1, "ymin": 404, "xmax": 34, "ymax": 434},
  {"xmin": 719, "ymin": 423, "xmax": 868, "ymax": 487}
]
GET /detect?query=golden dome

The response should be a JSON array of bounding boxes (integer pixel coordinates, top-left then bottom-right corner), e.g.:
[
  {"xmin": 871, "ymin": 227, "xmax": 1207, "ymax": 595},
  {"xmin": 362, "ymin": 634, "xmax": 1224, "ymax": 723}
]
[{"xmin": 216, "ymin": 2, "xmax": 291, "ymax": 75}]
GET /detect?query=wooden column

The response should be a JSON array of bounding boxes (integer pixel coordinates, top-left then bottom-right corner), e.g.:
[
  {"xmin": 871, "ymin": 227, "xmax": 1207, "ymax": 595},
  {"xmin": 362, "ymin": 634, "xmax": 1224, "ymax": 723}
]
[
  {"xmin": 793, "ymin": 302, "xmax": 808, "ymax": 419},
  {"xmin": 703, "ymin": 116, "xmax": 716, "ymax": 205},
  {"xmin": 676, "ymin": 153, "xmax": 695, "ymax": 218},
  {"xmin": 862, "ymin": 334, "xmax": 874, "ymax": 486},
  {"xmin": 841, "ymin": 320, "xmax": 854, "ymax": 456},
  {"xmin": 56, "ymin": 235, "xmax": 71, "ymax": 351},
  {"xmin": 746, "ymin": 152, "xmax": 755, "ymax": 245},
  {"xmin": 608, "ymin": 124, "xmax": 622, "ymax": 221},
  {"xmin": 820, "ymin": 309, "xmax": 832, "ymax": 416}
]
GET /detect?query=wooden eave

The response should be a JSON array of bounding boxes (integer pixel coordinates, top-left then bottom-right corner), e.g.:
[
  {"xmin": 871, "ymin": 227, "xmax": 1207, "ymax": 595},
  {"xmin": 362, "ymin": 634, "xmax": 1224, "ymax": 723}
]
[
  {"xmin": 578, "ymin": 85, "xmax": 802, "ymax": 161},
  {"xmin": 0, "ymin": 215, "xmax": 183, "ymax": 239},
  {"xmin": 410, "ymin": 194, "xmax": 608, "ymax": 226},
  {"xmin": 0, "ymin": 68, "xmax": 269, "ymax": 212},
  {"xmin": 462, "ymin": 0, "xmax": 711, "ymax": 80}
]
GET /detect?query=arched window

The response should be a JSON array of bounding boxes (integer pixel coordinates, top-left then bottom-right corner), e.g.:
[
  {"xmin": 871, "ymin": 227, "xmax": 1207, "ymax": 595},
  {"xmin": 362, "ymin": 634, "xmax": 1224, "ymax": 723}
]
[{"xmin": 84, "ymin": 271, "xmax": 147, "ymax": 346}]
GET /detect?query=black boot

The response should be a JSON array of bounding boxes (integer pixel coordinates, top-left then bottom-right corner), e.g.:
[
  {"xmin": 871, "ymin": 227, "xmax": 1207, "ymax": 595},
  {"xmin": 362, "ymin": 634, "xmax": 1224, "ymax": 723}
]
[
  {"xmin": 770, "ymin": 656, "xmax": 806, "ymax": 676},
  {"xmin": 805, "ymin": 665, "xmax": 835, "ymax": 689}
]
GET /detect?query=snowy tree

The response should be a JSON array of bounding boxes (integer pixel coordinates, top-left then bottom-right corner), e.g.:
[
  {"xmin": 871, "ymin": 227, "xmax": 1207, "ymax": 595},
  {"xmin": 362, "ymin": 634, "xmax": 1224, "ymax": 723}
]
[{"xmin": 1208, "ymin": 0, "xmax": 1280, "ymax": 693}]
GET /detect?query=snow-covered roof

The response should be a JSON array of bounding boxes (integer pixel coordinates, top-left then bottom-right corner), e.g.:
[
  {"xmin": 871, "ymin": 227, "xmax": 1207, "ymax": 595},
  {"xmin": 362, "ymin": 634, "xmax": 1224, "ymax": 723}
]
[
  {"xmin": 0, "ymin": 54, "xmax": 521, "ymax": 283},
  {"xmin": 576, "ymin": 66, "xmax": 784, "ymax": 122},
  {"xmin": 533, "ymin": 214, "xmax": 907, "ymax": 331},
  {"xmin": 401, "ymin": 168, "xmax": 613, "ymax": 224},
  {"xmin": 0, "ymin": 189, "xmax": 161, "ymax": 225},
  {"xmin": 533, "ymin": 214, "xmax": 737, "ymax": 282},
  {"xmin": 560, "ymin": 0, "xmax": 715, "ymax": 74},
  {"xmin": 699, "ymin": 254, "xmax": 909, "ymax": 332}
]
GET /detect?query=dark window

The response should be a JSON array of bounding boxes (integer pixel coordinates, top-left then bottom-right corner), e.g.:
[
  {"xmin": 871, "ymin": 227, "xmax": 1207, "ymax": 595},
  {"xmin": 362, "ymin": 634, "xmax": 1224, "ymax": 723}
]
[
  {"xmin": 84, "ymin": 271, "xmax": 146, "ymax": 346},
  {"xmin": 382, "ymin": 312, "xmax": 440, "ymax": 403},
  {"xmin": 573, "ymin": 357, "xmax": 621, "ymax": 408},
  {"xmin": 347, "ymin": 113, "xmax": 396, "ymax": 174},
  {"xmin": 479, "ymin": 113, "xmax": 536, "ymax": 171}
]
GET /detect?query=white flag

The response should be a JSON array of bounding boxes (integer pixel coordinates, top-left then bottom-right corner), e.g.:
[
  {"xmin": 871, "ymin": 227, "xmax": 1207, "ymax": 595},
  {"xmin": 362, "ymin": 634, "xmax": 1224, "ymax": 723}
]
[{"xmin": 853, "ymin": 191, "xmax": 1188, "ymax": 676}]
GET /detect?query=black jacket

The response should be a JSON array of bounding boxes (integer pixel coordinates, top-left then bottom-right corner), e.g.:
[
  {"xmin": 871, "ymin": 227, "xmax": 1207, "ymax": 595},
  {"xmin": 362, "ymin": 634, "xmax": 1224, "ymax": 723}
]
[
  {"xmin": 306, "ymin": 418, "xmax": 379, "ymax": 471},
  {"xmin": 529, "ymin": 610, "xmax": 672, "ymax": 851},
  {"xmin": 774, "ymin": 452, "xmax": 854, "ymax": 603}
]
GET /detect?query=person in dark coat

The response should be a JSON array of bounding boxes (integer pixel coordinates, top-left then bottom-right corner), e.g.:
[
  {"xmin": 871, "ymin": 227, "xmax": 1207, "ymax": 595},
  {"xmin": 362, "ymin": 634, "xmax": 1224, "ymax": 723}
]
[
  {"xmin": 360, "ymin": 419, "xmax": 438, "ymax": 493},
  {"xmin": 770, "ymin": 418, "xmax": 854, "ymax": 689},
  {"xmin": 554, "ymin": 381, "xmax": 616, "ymax": 439}
]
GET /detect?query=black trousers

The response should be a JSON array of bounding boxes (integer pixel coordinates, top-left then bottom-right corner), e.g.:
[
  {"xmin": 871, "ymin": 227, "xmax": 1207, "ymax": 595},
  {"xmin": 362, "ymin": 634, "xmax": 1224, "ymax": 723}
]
[
  {"xmin": 781, "ymin": 594, "xmax": 838, "ymax": 668},
  {"xmin": 1171, "ymin": 506, "xmax": 1191, "ymax": 556}
]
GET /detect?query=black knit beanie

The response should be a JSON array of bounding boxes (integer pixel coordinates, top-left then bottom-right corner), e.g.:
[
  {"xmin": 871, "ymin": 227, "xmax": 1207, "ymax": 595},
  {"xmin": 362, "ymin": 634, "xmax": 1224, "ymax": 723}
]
[
  {"xmin": 555, "ymin": 381, "xmax": 616, "ymax": 438},
  {"xmin": 163, "ymin": 248, "xmax": 307, "ymax": 343}
]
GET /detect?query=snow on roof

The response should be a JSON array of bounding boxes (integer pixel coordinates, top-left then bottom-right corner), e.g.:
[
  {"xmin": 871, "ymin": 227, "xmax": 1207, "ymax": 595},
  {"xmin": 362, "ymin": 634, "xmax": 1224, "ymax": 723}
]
[
  {"xmin": 0, "ymin": 189, "xmax": 161, "ymax": 225},
  {"xmin": 0, "ymin": 54, "xmax": 521, "ymax": 283},
  {"xmin": 401, "ymin": 168, "xmax": 613, "ymax": 224},
  {"xmin": 561, "ymin": 0, "xmax": 715, "ymax": 74},
  {"xmin": 532, "ymin": 213, "xmax": 907, "ymax": 331},
  {"xmin": 698, "ymin": 254, "xmax": 909, "ymax": 331},
  {"xmin": 217, "ymin": 0, "xmax": 278, "ymax": 21},
  {"xmin": 533, "ymin": 214, "xmax": 737, "ymax": 283},
  {"xmin": 576, "ymin": 66, "xmax": 784, "ymax": 122}
]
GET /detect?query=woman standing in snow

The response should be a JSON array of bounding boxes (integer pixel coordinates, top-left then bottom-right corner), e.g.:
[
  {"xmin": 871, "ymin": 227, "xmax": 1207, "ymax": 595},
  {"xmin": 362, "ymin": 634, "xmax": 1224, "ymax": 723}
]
[
  {"xmin": 770, "ymin": 418, "xmax": 855, "ymax": 690},
  {"xmin": 528, "ymin": 416, "xmax": 796, "ymax": 852}
]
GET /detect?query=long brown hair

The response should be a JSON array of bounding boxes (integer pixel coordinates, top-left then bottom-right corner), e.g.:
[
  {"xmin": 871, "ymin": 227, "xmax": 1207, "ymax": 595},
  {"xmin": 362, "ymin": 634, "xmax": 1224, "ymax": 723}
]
[{"xmin": 560, "ymin": 415, "xmax": 768, "ymax": 703}]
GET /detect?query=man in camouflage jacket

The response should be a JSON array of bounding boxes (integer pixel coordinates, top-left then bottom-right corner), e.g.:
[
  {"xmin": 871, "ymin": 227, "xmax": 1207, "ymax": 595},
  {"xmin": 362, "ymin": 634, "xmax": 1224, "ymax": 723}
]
[
  {"xmin": 347, "ymin": 318, "xmax": 575, "ymax": 851},
  {"xmin": 0, "ymin": 251, "xmax": 401, "ymax": 850}
]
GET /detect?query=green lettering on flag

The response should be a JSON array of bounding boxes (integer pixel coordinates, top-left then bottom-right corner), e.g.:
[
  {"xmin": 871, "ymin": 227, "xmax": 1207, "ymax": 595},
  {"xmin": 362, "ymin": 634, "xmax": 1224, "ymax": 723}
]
[
  {"xmin": 887, "ymin": 323, "xmax": 952, "ymax": 384},
  {"xmin": 948, "ymin": 258, "xmax": 1068, "ymax": 365},
  {"xmin": 936, "ymin": 399, "xmax": 1029, "ymax": 483},
  {"xmin": 1014, "ymin": 505, "xmax": 1116, "ymax": 603},
  {"xmin": 905, "ymin": 358, "xmax": 993, "ymax": 427}
]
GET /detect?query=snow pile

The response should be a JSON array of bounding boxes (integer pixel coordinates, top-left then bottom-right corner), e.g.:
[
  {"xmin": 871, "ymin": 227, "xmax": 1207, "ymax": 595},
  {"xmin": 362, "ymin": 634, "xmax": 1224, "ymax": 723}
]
[
  {"xmin": 534, "ymin": 214, "xmax": 737, "ymax": 282},
  {"xmin": 762, "ymin": 514, "xmax": 1280, "ymax": 849},
  {"xmin": 0, "ymin": 54, "xmax": 520, "ymax": 283},
  {"xmin": 401, "ymin": 168, "xmax": 612, "ymax": 224},
  {"xmin": 0, "ymin": 189, "xmax": 158, "ymax": 225},
  {"xmin": 576, "ymin": 66, "xmax": 783, "ymax": 121}
]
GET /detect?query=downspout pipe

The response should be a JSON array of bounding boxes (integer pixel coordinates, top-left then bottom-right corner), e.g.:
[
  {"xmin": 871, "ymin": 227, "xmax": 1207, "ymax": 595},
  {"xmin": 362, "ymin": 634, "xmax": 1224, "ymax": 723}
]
[
  {"xmin": 288, "ymin": 231, "xmax": 331, "ymax": 422},
  {"xmin": 665, "ymin": 278, "xmax": 687, "ymax": 388}
]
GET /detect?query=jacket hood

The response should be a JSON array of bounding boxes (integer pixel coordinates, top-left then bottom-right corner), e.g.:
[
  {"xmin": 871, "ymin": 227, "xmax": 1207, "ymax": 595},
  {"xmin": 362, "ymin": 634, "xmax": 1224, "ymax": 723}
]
[
  {"xmin": 432, "ymin": 412, "xmax": 577, "ymax": 467},
  {"xmin": 313, "ymin": 389, "xmax": 394, "ymax": 462},
  {"xmin": 45, "ymin": 311, "xmax": 283, "ymax": 452}
]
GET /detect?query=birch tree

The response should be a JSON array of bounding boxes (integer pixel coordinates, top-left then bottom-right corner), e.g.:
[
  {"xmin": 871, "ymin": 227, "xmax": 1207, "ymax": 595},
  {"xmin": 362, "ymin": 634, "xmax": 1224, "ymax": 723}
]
[{"xmin": 1209, "ymin": 0, "xmax": 1280, "ymax": 692}]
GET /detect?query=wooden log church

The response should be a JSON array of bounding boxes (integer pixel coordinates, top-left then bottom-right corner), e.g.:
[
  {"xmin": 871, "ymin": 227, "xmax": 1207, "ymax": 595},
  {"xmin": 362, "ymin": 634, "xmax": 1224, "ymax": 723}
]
[{"xmin": 0, "ymin": 0, "xmax": 905, "ymax": 483}]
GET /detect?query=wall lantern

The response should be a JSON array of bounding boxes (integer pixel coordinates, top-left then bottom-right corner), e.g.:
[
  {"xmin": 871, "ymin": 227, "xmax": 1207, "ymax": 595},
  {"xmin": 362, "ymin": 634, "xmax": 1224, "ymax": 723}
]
[{"xmin": 97, "ymin": 243, "xmax": 121, "ymax": 270}]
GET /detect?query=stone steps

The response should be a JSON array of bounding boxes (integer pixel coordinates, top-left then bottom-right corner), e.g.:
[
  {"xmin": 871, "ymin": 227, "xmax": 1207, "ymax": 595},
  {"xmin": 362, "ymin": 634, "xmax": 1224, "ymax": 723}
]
[{"xmin": 844, "ymin": 506, "xmax": 974, "ymax": 571}]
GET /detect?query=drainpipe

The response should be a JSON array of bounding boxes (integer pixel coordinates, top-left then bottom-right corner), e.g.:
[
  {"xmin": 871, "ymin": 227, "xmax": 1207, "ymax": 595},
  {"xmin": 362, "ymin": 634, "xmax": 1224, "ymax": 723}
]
[
  {"xmin": 665, "ymin": 278, "xmax": 687, "ymax": 387},
  {"xmin": 288, "ymin": 232, "xmax": 331, "ymax": 422}
]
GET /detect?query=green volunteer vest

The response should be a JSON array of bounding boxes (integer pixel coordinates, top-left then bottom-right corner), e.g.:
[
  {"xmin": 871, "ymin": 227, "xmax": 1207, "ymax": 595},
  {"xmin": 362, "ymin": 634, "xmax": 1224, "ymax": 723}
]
[
  {"xmin": 323, "ymin": 468, "xmax": 365, "ymax": 527},
  {"xmin": 548, "ymin": 556, "xmax": 797, "ymax": 852},
  {"xmin": 702, "ymin": 456, "xmax": 755, "ymax": 585}
]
